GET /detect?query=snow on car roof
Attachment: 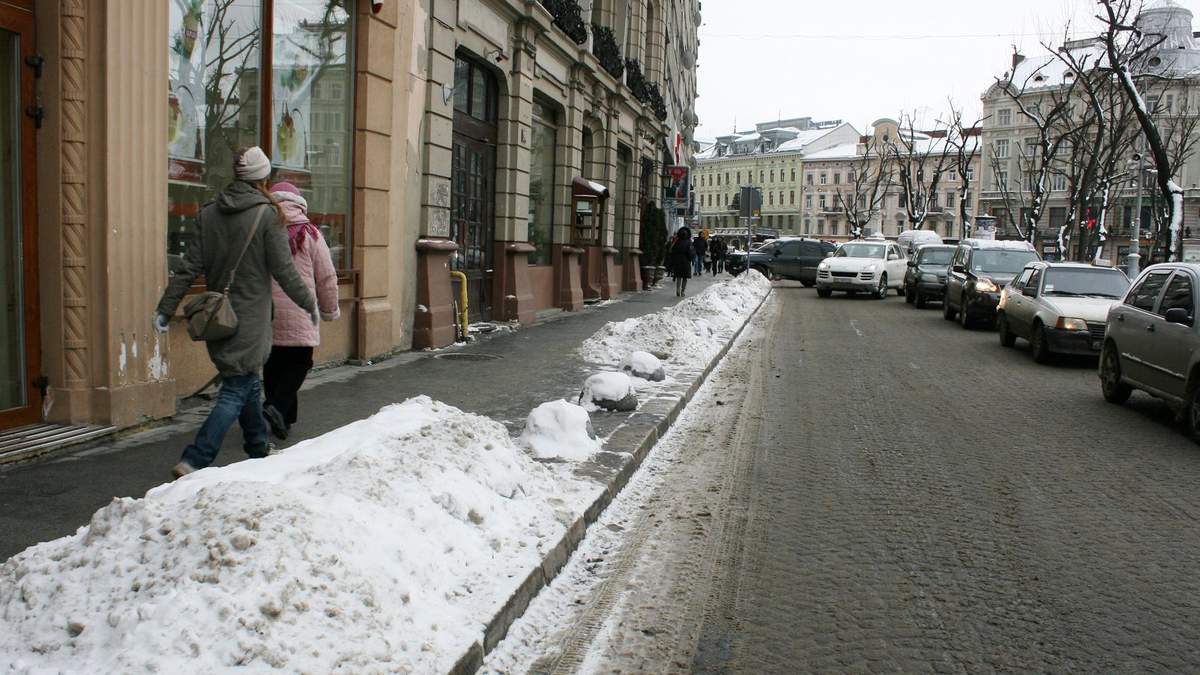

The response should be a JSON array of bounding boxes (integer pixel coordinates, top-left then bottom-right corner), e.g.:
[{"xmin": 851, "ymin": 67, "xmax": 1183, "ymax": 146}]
[{"xmin": 962, "ymin": 238, "xmax": 1036, "ymax": 251}]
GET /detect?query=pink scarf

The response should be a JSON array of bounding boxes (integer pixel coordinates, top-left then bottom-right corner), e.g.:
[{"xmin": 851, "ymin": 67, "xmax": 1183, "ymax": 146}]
[{"xmin": 287, "ymin": 221, "xmax": 321, "ymax": 255}]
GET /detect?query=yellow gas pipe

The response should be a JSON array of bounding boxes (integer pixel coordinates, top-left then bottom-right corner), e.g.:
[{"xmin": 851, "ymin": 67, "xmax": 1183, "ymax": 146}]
[{"xmin": 449, "ymin": 271, "xmax": 470, "ymax": 341}]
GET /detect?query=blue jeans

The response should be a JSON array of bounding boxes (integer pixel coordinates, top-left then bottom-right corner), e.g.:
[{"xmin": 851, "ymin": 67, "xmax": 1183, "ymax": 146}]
[
  {"xmin": 693, "ymin": 255, "xmax": 704, "ymax": 276},
  {"xmin": 181, "ymin": 373, "xmax": 270, "ymax": 469}
]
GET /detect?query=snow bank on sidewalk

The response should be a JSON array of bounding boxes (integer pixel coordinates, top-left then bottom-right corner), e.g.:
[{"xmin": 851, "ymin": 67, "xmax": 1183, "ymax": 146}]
[
  {"xmin": 580, "ymin": 271, "xmax": 771, "ymax": 366},
  {"xmin": 0, "ymin": 397, "xmax": 591, "ymax": 674}
]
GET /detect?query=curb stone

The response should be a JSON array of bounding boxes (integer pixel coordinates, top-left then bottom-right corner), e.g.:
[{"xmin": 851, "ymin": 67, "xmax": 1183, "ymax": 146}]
[{"xmin": 448, "ymin": 287, "xmax": 774, "ymax": 675}]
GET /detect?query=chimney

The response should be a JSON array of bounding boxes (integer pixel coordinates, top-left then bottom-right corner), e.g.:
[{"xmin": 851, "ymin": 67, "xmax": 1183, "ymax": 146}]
[{"xmin": 1012, "ymin": 52, "xmax": 1025, "ymax": 69}]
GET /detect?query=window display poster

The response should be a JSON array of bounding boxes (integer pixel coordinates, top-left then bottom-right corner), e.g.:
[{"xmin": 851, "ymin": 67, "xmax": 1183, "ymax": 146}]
[
  {"xmin": 168, "ymin": 0, "xmax": 207, "ymax": 183},
  {"xmin": 667, "ymin": 165, "xmax": 690, "ymax": 202},
  {"xmin": 272, "ymin": 27, "xmax": 318, "ymax": 172}
]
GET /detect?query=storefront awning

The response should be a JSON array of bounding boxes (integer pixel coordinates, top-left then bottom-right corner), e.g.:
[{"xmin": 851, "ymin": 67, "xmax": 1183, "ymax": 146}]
[{"xmin": 572, "ymin": 176, "xmax": 609, "ymax": 199}]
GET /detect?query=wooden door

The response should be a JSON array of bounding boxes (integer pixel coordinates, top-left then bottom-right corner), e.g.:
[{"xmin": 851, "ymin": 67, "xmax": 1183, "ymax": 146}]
[
  {"xmin": 0, "ymin": 2, "xmax": 41, "ymax": 429},
  {"xmin": 451, "ymin": 134, "xmax": 495, "ymax": 322}
]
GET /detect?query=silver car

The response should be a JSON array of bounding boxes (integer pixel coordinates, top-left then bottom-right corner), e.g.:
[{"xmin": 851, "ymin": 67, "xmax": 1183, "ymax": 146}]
[
  {"xmin": 1100, "ymin": 263, "xmax": 1200, "ymax": 440},
  {"xmin": 997, "ymin": 262, "xmax": 1130, "ymax": 362}
]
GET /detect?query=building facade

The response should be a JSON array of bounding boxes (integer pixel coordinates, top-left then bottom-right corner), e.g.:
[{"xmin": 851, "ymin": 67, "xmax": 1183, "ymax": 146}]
[
  {"xmin": 0, "ymin": 0, "xmax": 698, "ymax": 437},
  {"xmin": 693, "ymin": 118, "xmax": 859, "ymax": 234},
  {"xmin": 978, "ymin": 0, "xmax": 1200, "ymax": 261},
  {"xmin": 696, "ymin": 117, "xmax": 980, "ymax": 242}
]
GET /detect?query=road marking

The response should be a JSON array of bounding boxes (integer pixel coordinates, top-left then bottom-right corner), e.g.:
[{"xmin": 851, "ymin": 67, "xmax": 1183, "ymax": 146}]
[
  {"xmin": 849, "ymin": 320, "xmax": 864, "ymax": 337},
  {"xmin": 909, "ymin": 362, "xmax": 919, "ymax": 370}
]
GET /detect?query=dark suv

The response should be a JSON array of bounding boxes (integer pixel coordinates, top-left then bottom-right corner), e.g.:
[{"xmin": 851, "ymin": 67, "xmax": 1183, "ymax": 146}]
[
  {"xmin": 943, "ymin": 239, "xmax": 1039, "ymax": 329},
  {"xmin": 729, "ymin": 238, "xmax": 834, "ymax": 285},
  {"xmin": 904, "ymin": 244, "xmax": 956, "ymax": 308}
]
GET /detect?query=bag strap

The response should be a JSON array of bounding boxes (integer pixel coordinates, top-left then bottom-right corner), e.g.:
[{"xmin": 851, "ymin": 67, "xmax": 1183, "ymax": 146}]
[{"xmin": 221, "ymin": 205, "xmax": 269, "ymax": 295}]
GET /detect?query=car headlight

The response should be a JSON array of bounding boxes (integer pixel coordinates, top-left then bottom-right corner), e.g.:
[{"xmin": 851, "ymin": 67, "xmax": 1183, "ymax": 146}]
[
  {"xmin": 818, "ymin": 262, "xmax": 829, "ymax": 270},
  {"xmin": 921, "ymin": 272, "xmax": 939, "ymax": 282},
  {"xmin": 974, "ymin": 278, "xmax": 999, "ymax": 293},
  {"xmin": 1055, "ymin": 317, "xmax": 1088, "ymax": 331},
  {"xmin": 865, "ymin": 264, "xmax": 878, "ymax": 273}
]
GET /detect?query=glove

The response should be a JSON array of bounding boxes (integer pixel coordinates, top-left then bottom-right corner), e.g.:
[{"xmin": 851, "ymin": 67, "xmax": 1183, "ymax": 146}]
[
  {"xmin": 153, "ymin": 313, "xmax": 170, "ymax": 335},
  {"xmin": 309, "ymin": 308, "xmax": 319, "ymax": 327}
]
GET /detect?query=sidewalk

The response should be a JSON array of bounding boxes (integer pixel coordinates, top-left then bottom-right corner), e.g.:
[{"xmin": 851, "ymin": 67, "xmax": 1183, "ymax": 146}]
[{"xmin": 0, "ymin": 275, "xmax": 726, "ymax": 561}]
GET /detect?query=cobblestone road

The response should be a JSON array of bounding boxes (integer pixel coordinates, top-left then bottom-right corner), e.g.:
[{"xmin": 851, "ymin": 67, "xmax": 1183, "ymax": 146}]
[{"xmin": 491, "ymin": 282, "xmax": 1200, "ymax": 673}]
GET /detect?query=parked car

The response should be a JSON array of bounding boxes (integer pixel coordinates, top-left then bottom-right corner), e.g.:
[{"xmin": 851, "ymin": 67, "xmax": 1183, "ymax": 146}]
[
  {"xmin": 727, "ymin": 237, "xmax": 834, "ymax": 284},
  {"xmin": 1099, "ymin": 263, "xmax": 1200, "ymax": 440},
  {"xmin": 896, "ymin": 229, "xmax": 943, "ymax": 257},
  {"xmin": 996, "ymin": 262, "xmax": 1131, "ymax": 362},
  {"xmin": 816, "ymin": 240, "xmax": 908, "ymax": 299},
  {"xmin": 904, "ymin": 244, "xmax": 956, "ymax": 308},
  {"xmin": 944, "ymin": 239, "xmax": 1040, "ymax": 328}
]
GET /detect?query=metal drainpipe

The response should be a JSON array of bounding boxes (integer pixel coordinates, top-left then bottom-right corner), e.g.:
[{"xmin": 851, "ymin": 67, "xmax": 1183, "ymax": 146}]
[{"xmin": 449, "ymin": 271, "xmax": 470, "ymax": 342}]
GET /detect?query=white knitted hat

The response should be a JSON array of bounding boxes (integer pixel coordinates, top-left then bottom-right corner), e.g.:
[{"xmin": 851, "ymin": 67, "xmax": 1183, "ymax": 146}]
[{"xmin": 235, "ymin": 146, "xmax": 272, "ymax": 181}]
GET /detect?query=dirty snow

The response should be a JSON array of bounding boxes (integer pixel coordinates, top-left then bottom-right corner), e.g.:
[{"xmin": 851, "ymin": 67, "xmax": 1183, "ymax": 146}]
[
  {"xmin": 580, "ymin": 271, "xmax": 771, "ymax": 367},
  {"xmin": 0, "ymin": 397, "xmax": 592, "ymax": 674},
  {"xmin": 519, "ymin": 400, "xmax": 601, "ymax": 461}
]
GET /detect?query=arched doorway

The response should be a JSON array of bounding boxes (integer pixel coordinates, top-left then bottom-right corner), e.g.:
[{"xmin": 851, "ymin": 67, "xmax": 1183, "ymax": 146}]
[{"xmin": 451, "ymin": 53, "xmax": 498, "ymax": 322}]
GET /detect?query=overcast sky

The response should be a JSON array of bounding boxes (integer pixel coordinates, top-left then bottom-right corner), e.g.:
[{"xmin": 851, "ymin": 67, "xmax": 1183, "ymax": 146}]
[{"xmin": 694, "ymin": 0, "xmax": 1136, "ymax": 140}]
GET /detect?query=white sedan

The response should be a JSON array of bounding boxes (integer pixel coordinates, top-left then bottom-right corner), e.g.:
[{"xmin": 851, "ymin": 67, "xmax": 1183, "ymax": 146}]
[
  {"xmin": 997, "ymin": 261, "xmax": 1131, "ymax": 362},
  {"xmin": 816, "ymin": 240, "xmax": 908, "ymax": 299}
]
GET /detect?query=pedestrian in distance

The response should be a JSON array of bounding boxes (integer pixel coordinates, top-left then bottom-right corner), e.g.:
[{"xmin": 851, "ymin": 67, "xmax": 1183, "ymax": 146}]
[
  {"xmin": 154, "ymin": 146, "xmax": 318, "ymax": 479},
  {"xmin": 260, "ymin": 182, "xmax": 341, "ymax": 441},
  {"xmin": 692, "ymin": 234, "xmax": 708, "ymax": 277},
  {"xmin": 670, "ymin": 226, "xmax": 695, "ymax": 297},
  {"xmin": 711, "ymin": 237, "xmax": 725, "ymax": 275}
]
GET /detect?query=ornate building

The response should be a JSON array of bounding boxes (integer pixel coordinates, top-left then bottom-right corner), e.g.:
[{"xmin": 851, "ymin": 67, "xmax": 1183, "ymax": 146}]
[{"xmin": 0, "ymin": 0, "xmax": 700, "ymax": 444}]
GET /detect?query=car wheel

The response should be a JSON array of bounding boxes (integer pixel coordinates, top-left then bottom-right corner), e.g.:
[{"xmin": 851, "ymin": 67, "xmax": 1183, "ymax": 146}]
[
  {"xmin": 896, "ymin": 281, "xmax": 906, "ymax": 297},
  {"xmin": 959, "ymin": 300, "xmax": 973, "ymax": 329},
  {"xmin": 817, "ymin": 287, "xmax": 832, "ymax": 298},
  {"xmin": 915, "ymin": 293, "xmax": 927, "ymax": 309},
  {"xmin": 998, "ymin": 312, "xmax": 1016, "ymax": 347},
  {"xmin": 876, "ymin": 275, "xmax": 888, "ymax": 299},
  {"xmin": 943, "ymin": 296, "xmax": 957, "ymax": 321},
  {"xmin": 1185, "ymin": 381, "xmax": 1200, "ymax": 444},
  {"xmin": 1030, "ymin": 322, "xmax": 1053, "ymax": 364},
  {"xmin": 1100, "ymin": 341, "xmax": 1132, "ymax": 404},
  {"xmin": 905, "ymin": 283, "xmax": 915, "ymax": 304}
]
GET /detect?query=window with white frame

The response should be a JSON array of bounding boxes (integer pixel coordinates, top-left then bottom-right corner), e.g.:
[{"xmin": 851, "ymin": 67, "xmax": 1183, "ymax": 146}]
[
  {"xmin": 997, "ymin": 109, "xmax": 1011, "ymax": 126},
  {"xmin": 994, "ymin": 139, "xmax": 1009, "ymax": 159}
]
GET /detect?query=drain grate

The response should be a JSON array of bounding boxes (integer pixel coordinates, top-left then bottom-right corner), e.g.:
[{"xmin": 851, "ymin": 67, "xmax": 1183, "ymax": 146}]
[{"xmin": 434, "ymin": 353, "xmax": 503, "ymax": 362}]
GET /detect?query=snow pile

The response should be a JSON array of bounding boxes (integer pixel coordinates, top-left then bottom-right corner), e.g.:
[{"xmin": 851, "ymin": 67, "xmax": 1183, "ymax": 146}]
[
  {"xmin": 519, "ymin": 400, "xmax": 601, "ymax": 461},
  {"xmin": 578, "ymin": 372, "xmax": 638, "ymax": 412},
  {"xmin": 0, "ymin": 397, "xmax": 589, "ymax": 674},
  {"xmin": 620, "ymin": 351, "xmax": 665, "ymax": 382},
  {"xmin": 581, "ymin": 271, "xmax": 771, "ymax": 366}
]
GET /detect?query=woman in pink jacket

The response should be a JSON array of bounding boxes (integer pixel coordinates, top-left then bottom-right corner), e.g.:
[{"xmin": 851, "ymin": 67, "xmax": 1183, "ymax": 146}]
[{"xmin": 261, "ymin": 182, "xmax": 340, "ymax": 439}]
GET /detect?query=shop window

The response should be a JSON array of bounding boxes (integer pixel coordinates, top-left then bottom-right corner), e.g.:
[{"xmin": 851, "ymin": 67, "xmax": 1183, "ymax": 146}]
[
  {"xmin": 528, "ymin": 98, "xmax": 558, "ymax": 265},
  {"xmin": 167, "ymin": 0, "xmax": 355, "ymax": 273}
]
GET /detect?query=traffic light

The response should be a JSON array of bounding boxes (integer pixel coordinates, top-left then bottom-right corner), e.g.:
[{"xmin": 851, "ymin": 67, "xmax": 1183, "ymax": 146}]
[{"xmin": 738, "ymin": 187, "xmax": 762, "ymax": 218}]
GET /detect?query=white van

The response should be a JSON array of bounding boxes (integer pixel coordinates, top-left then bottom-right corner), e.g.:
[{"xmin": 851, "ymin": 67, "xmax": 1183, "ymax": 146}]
[{"xmin": 896, "ymin": 229, "xmax": 942, "ymax": 255}]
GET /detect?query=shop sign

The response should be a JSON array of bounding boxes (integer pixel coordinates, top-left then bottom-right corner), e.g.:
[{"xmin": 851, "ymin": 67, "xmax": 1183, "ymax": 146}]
[{"xmin": 667, "ymin": 165, "xmax": 690, "ymax": 202}]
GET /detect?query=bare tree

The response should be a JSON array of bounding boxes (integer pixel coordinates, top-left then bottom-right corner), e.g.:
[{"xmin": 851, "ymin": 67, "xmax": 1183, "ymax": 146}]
[
  {"xmin": 1048, "ymin": 38, "xmax": 1142, "ymax": 261},
  {"xmin": 889, "ymin": 112, "xmax": 954, "ymax": 230},
  {"xmin": 835, "ymin": 129, "xmax": 894, "ymax": 239},
  {"xmin": 995, "ymin": 50, "xmax": 1088, "ymax": 244},
  {"xmin": 943, "ymin": 102, "xmax": 982, "ymax": 239},
  {"xmin": 988, "ymin": 145, "xmax": 1032, "ymax": 240},
  {"xmin": 1098, "ymin": 0, "xmax": 1187, "ymax": 260}
]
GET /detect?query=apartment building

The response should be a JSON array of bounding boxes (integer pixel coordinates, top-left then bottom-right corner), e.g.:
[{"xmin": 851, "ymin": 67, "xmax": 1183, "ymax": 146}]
[
  {"xmin": 693, "ymin": 118, "xmax": 860, "ymax": 234},
  {"xmin": 696, "ymin": 117, "xmax": 980, "ymax": 242},
  {"xmin": 979, "ymin": 0, "xmax": 1200, "ymax": 260}
]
